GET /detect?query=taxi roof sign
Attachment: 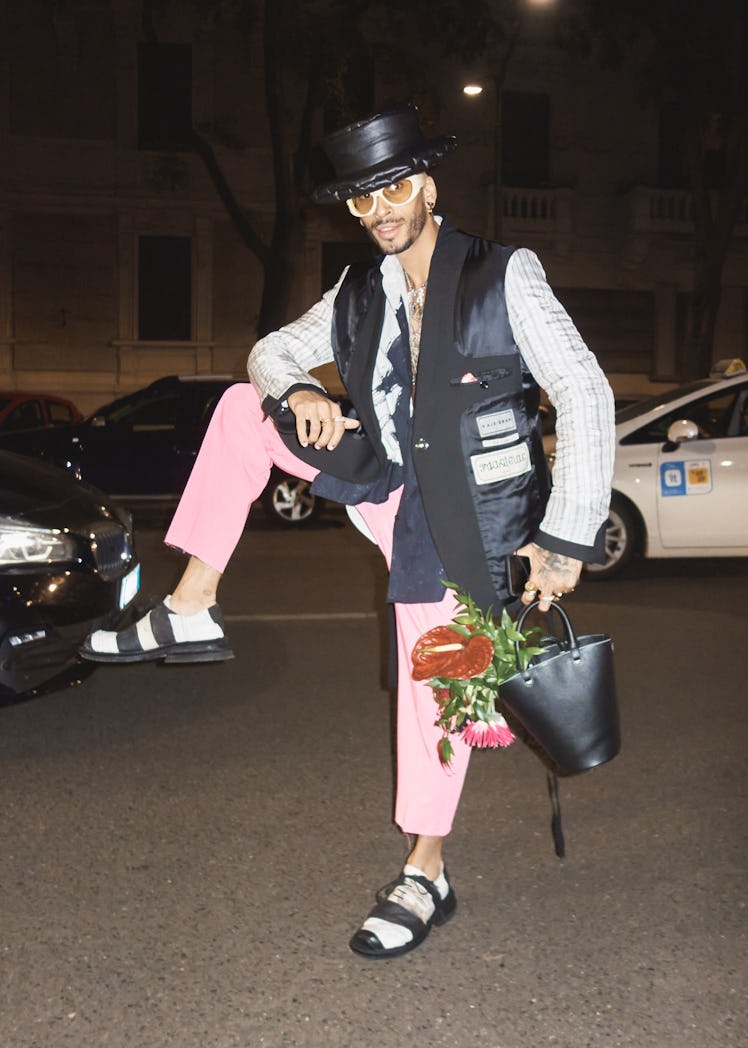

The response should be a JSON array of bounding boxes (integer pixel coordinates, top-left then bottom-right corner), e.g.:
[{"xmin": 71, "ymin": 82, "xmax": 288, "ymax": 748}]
[{"xmin": 709, "ymin": 358, "xmax": 746, "ymax": 378}]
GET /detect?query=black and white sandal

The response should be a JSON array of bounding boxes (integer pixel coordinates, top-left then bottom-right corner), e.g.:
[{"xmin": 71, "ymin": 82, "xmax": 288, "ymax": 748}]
[
  {"xmin": 80, "ymin": 596, "xmax": 234, "ymax": 664},
  {"xmin": 349, "ymin": 864, "xmax": 457, "ymax": 959}
]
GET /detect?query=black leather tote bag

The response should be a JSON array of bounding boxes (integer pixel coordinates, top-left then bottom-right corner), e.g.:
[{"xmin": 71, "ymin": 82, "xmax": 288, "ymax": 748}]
[{"xmin": 499, "ymin": 600, "xmax": 621, "ymax": 776}]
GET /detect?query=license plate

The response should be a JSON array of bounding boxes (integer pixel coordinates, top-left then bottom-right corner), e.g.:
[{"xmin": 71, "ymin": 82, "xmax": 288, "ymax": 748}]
[{"xmin": 119, "ymin": 564, "xmax": 141, "ymax": 609}]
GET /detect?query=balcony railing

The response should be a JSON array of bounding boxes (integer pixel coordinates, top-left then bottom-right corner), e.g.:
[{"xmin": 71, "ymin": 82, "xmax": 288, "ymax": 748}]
[
  {"xmin": 500, "ymin": 187, "xmax": 573, "ymax": 255},
  {"xmin": 628, "ymin": 186, "xmax": 748, "ymax": 236}
]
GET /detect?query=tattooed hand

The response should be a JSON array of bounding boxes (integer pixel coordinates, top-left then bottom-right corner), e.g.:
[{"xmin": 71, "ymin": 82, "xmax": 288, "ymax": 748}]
[{"xmin": 515, "ymin": 542, "xmax": 583, "ymax": 611}]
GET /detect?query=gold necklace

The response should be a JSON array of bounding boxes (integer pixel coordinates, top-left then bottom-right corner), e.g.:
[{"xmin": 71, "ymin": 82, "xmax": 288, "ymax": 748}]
[{"xmin": 404, "ymin": 270, "xmax": 428, "ymax": 387}]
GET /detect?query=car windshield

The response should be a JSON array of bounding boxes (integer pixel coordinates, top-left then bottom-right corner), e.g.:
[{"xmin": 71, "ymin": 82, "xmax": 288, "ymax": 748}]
[
  {"xmin": 87, "ymin": 384, "xmax": 173, "ymax": 424},
  {"xmin": 615, "ymin": 380, "xmax": 716, "ymax": 423}
]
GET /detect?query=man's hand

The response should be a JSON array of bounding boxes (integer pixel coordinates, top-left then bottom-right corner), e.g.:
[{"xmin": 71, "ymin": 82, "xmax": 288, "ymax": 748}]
[
  {"xmin": 287, "ymin": 390, "xmax": 360, "ymax": 450},
  {"xmin": 515, "ymin": 541, "xmax": 583, "ymax": 611}
]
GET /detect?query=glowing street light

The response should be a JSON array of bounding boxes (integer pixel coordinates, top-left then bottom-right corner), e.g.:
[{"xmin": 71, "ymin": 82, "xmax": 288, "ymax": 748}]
[
  {"xmin": 463, "ymin": 74, "xmax": 503, "ymax": 240},
  {"xmin": 462, "ymin": 0, "xmax": 556, "ymax": 240}
]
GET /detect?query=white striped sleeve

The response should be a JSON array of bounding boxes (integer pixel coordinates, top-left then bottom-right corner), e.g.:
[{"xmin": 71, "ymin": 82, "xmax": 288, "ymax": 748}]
[
  {"xmin": 246, "ymin": 272, "xmax": 346, "ymax": 403},
  {"xmin": 505, "ymin": 248, "xmax": 615, "ymax": 552}
]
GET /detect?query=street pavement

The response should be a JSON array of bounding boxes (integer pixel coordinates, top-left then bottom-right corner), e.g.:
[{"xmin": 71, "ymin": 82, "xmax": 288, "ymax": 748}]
[{"xmin": 1, "ymin": 508, "xmax": 746, "ymax": 1048}]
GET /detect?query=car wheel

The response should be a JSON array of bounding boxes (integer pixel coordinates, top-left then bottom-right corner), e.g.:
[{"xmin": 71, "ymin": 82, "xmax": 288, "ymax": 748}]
[
  {"xmin": 584, "ymin": 497, "xmax": 638, "ymax": 579},
  {"xmin": 262, "ymin": 475, "xmax": 319, "ymax": 525}
]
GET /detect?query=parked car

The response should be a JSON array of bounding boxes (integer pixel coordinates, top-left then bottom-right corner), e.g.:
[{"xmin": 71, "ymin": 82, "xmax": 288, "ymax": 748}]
[
  {"xmin": 0, "ymin": 449, "xmax": 140, "ymax": 698},
  {"xmin": 0, "ymin": 391, "xmax": 82, "ymax": 433},
  {"xmin": 586, "ymin": 359, "xmax": 748, "ymax": 578},
  {"xmin": 0, "ymin": 375, "xmax": 322, "ymax": 526}
]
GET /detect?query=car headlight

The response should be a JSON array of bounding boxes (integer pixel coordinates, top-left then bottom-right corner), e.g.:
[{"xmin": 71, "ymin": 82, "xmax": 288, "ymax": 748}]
[{"xmin": 0, "ymin": 520, "xmax": 75, "ymax": 565}]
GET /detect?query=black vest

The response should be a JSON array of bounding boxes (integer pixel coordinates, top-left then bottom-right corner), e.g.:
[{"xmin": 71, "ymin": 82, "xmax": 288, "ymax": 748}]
[{"xmin": 330, "ymin": 220, "xmax": 551, "ymax": 609}]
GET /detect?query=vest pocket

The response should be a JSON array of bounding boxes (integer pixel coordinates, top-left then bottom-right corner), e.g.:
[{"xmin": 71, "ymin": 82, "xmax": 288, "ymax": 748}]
[
  {"xmin": 448, "ymin": 366, "xmax": 513, "ymax": 388},
  {"xmin": 460, "ymin": 397, "xmax": 543, "ymax": 566},
  {"xmin": 445, "ymin": 353, "xmax": 520, "ymax": 407}
]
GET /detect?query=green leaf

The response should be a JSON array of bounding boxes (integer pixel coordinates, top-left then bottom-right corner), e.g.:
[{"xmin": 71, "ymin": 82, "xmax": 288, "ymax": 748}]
[{"xmin": 438, "ymin": 736, "xmax": 454, "ymax": 766}]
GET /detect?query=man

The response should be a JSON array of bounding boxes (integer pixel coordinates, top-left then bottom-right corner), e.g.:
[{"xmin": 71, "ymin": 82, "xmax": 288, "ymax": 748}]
[{"xmin": 82, "ymin": 107, "xmax": 615, "ymax": 959}]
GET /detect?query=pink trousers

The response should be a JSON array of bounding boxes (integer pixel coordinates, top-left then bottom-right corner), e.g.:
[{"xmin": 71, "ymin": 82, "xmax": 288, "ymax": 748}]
[{"xmin": 165, "ymin": 383, "xmax": 472, "ymax": 837}]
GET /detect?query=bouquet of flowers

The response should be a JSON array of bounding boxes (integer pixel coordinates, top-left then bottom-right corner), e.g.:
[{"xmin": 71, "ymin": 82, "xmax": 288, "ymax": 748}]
[{"xmin": 411, "ymin": 582, "xmax": 543, "ymax": 765}]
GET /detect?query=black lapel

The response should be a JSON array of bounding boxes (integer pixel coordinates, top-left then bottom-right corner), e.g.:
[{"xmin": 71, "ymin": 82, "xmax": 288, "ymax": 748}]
[
  {"xmin": 414, "ymin": 220, "xmax": 471, "ymax": 420},
  {"xmin": 344, "ymin": 276, "xmax": 388, "ymax": 464}
]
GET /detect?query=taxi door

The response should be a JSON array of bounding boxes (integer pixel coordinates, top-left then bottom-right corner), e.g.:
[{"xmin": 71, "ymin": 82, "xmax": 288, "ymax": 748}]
[{"xmin": 656, "ymin": 384, "xmax": 748, "ymax": 548}]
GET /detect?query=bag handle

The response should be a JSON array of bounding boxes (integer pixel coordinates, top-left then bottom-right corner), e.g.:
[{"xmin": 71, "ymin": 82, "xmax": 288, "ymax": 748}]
[{"xmin": 513, "ymin": 598, "xmax": 581, "ymax": 680}]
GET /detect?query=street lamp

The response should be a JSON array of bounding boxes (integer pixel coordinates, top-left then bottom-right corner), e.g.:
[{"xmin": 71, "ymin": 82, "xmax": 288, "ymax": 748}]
[
  {"xmin": 463, "ymin": 76, "xmax": 503, "ymax": 241},
  {"xmin": 463, "ymin": 0, "xmax": 556, "ymax": 241}
]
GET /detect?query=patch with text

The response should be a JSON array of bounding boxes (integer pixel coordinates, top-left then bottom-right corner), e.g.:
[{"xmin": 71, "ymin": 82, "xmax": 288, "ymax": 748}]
[{"xmin": 470, "ymin": 443, "xmax": 532, "ymax": 486}]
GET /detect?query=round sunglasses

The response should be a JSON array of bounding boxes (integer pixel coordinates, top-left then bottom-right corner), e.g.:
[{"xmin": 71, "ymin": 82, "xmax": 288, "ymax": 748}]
[{"xmin": 346, "ymin": 173, "xmax": 428, "ymax": 218}]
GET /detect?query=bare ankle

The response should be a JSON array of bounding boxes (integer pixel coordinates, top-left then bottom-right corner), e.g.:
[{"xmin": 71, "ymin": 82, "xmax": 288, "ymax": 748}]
[
  {"xmin": 412, "ymin": 859, "xmax": 443, "ymax": 882},
  {"xmin": 168, "ymin": 593, "xmax": 214, "ymax": 616},
  {"xmin": 169, "ymin": 558, "xmax": 221, "ymax": 616},
  {"xmin": 406, "ymin": 836, "xmax": 444, "ymax": 882}
]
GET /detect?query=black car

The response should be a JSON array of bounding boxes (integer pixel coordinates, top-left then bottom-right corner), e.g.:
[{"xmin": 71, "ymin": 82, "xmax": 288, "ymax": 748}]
[
  {"xmin": 0, "ymin": 375, "xmax": 320, "ymax": 526},
  {"xmin": 0, "ymin": 450, "xmax": 140, "ymax": 698}
]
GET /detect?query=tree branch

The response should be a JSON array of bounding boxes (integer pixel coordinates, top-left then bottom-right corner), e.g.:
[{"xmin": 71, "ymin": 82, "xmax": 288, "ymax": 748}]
[{"xmin": 190, "ymin": 128, "xmax": 270, "ymax": 267}]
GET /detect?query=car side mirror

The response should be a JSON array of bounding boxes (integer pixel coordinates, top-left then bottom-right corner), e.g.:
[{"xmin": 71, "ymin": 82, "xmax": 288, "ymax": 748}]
[{"xmin": 663, "ymin": 418, "xmax": 699, "ymax": 452}]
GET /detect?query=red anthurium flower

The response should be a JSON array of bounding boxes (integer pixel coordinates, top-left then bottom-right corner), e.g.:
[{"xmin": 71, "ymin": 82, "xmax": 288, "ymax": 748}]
[
  {"xmin": 412, "ymin": 626, "xmax": 494, "ymax": 681},
  {"xmin": 414, "ymin": 583, "xmax": 540, "ymax": 766}
]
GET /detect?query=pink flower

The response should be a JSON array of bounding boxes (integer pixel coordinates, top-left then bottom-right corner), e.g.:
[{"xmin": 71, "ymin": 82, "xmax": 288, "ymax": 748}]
[{"xmin": 461, "ymin": 716, "xmax": 516, "ymax": 750}]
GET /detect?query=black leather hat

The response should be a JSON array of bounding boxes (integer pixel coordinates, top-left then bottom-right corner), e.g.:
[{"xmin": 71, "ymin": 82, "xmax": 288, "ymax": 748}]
[{"xmin": 312, "ymin": 107, "xmax": 457, "ymax": 204}]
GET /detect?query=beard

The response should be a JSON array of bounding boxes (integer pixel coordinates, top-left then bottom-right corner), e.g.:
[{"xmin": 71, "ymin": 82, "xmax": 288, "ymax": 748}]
[{"xmin": 364, "ymin": 199, "xmax": 429, "ymax": 255}]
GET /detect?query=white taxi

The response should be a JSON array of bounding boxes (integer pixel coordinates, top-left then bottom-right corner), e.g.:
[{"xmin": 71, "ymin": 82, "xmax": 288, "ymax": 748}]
[{"xmin": 587, "ymin": 359, "xmax": 748, "ymax": 578}]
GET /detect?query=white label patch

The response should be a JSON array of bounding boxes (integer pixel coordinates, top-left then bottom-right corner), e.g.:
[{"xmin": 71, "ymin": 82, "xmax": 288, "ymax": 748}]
[
  {"xmin": 480, "ymin": 433, "xmax": 519, "ymax": 448},
  {"xmin": 470, "ymin": 443, "xmax": 532, "ymax": 486},
  {"xmin": 476, "ymin": 409, "xmax": 516, "ymax": 440}
]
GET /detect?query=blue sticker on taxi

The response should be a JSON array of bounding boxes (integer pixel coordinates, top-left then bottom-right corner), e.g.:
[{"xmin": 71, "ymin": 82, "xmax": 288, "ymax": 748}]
[{"xmin": 660, "ymin": 461, "xmax": 712, "ymax": 496}]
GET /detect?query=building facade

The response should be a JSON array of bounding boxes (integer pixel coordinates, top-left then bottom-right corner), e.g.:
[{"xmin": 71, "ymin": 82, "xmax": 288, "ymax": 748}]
[{"xmin": 1, "ymin": 2, "xmax": 746, "ymax": 414}]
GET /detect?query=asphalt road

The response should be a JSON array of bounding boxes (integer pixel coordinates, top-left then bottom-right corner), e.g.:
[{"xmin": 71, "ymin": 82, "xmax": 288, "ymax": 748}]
[{"xmin": 1, "ymin": 508, "xmax": 746, "ymax": 1048}]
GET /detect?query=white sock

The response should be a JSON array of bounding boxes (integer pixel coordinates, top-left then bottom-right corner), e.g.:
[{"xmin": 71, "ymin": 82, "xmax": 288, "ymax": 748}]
[
  {"xmin": 163, "ymin": 599, "xmax": 223, "ymax": 641},
  {"xmin": 431, "ymin": 865, "xmax": 450, "ymax": 901}
]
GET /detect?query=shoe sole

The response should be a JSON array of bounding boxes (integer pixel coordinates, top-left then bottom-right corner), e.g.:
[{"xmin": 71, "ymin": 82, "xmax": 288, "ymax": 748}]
[{"xmin": 79, "ymin": 641, "xmax": 235, "ymax": 664}]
